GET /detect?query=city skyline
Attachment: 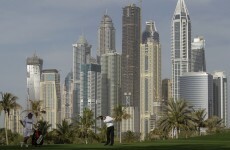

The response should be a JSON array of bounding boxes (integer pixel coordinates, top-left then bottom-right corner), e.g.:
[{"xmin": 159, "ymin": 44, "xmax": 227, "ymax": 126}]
[{"xmin": 0, "ymin": 0, "xmax": 230, "ymax": 126}]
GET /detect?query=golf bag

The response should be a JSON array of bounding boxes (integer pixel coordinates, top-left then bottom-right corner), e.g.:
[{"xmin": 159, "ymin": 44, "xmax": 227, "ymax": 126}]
[{"xmin": 32, "ymin": 130, "xmax": 43, "ymax": 146}]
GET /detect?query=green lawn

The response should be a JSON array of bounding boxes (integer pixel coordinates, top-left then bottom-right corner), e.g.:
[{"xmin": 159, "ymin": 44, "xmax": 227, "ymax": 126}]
[{"xmin": 1, "ymin": 132, "xmax": 230, "ymax": 150}]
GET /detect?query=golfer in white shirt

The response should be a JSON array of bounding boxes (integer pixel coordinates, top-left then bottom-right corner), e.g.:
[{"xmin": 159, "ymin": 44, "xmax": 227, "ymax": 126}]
[
  {"xmin": 20, "ymin": 113, "xmax": 36, "ymax": 147},
  {"xmin": 100, "ymin": 116, "xmax": 114, "ymax": 146}
]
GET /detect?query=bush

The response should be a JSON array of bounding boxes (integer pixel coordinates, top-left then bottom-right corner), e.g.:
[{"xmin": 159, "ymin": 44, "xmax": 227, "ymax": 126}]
[{"xmin": 123, "ymin": 131, "xmax": 140, "ymax": 143}]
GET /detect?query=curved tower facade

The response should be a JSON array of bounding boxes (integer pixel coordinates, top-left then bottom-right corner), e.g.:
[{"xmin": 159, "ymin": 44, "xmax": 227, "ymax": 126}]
[{"xmin": 180, "ymin": 72, "xmax": 213, "ymax": 119}]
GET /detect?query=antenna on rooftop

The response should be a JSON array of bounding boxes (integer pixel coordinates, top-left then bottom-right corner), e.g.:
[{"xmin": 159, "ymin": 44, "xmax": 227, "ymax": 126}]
[{"xmin": 105, "ymin": 8, "xmax": 108, "ymax": 15}]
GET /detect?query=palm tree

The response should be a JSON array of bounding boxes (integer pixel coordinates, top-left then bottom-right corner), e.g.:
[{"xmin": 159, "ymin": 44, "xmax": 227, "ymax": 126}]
[
  {"xmin": 37, "ymin": 120, "xmax": 52, "ymax": 138},
  {"xmin": 55, "ymin": 119, "xmax": 73, "ymax": 144},
  {"xmin": 157, "ymin": 114, "xmax": 175, "ymax": 138},
  {"xmin": 0, "ymin": 92, "xmax": 20, "ymax": 145},
  {"xmin": 205, "ymin": 116, "xmax": 223, "ymax": 133},
  {"xmin": 22, "ymin": 100, "xmax": 46, "ymax": 120},
  {"xmin": 158, "ymin": 99, "xmax": 192, "ymax": 139},
  {"xmin": 123, "ymin": 130, "xmax": 135, "ymax": 143},
  {"xmin": 0, "ymin": 104, "xmax": 2, "ymax": 116},
  {"xmin": 76, "ymin": 108, "xmax": 95, "ymax": 144},
  {"xmin": 97, "ymin": 124, "xmax": 107, "ymax": 142},
  {"xmin": 192, "ymin": 109, "xmax": 207, "ymax": 135},
  {"xmin": 181, "ymin": 112, "xmax": 194, "ymax": 138},
  {"xmin": 113, "ymin": 104, "xmax": 130, "ymax": 143},
  {"xmin": 147, "ymin": 128, "xmax": 164, "ymax": 141}
]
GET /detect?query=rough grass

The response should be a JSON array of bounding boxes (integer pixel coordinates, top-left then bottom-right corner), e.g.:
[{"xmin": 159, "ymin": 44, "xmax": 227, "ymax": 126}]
[{"xmin": 1, "ymin": 132, "xmax": 230, "ymax": 150}]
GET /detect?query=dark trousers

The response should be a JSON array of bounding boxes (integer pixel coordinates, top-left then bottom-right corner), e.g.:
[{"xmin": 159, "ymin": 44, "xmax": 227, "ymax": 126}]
[{"xmin": 106, "ymin": 126, "xmax": 114, "ymax": 145}]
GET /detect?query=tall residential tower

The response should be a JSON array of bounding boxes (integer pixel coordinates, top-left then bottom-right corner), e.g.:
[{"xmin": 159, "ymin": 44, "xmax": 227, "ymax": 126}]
[
  {"xmin": 97, "ymin": 13, "xmax": 116, "ymax": 64},
  {"xmin": 101, "ymin": 52, "xmax": 121, "ymax": 116},
  {"xmin": 121, "ymin": 4, "xmax": 141, "ymax": 132},
  {"xmin": 80, "ymin": 64, "xmax": 102, "ymax": 132},
  {"xmin": 171, "ymin": 0, "xmax": 191, "ymax": 100},
  {"xmin": 63, "ymin": 71, "xmax": 74, "ymax": 123},
  {"xmin": 213, "ymin": 71, "xmax": 228, "ymax": 127},
  {"xmin": 40, "ymin": 69, "xmax": 61, "ymax": 130},
  {"xmin": 72, "ymin": 36, "xmax": 91, "ymax": 117},
  {"xmin": 140, "ymin": 21, "xmax": 162, "ymax": 140}
]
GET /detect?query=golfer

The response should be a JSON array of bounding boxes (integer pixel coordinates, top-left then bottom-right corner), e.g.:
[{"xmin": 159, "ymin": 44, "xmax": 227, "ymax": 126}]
[
  {"xmin": 99, "ymin": 115, "xmax": 114, "ymax": 146},
  {"xmin": 20, "ymin": 112, "xmax": 37, "ymax": 147}
]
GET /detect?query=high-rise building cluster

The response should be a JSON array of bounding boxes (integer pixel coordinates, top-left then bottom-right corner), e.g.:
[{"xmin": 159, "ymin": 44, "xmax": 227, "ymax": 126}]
[
  {"xmin": 6, "ymin": 0, "xmax": 227, "ymax": 139},
  {"xmin": 170, "ymin": 0, "xmax": 229, "ymax": 129}
]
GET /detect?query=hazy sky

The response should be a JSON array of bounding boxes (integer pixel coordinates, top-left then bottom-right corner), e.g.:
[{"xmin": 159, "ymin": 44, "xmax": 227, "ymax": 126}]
[{"xmin": 0, "ymin": 0, "xmax": 230, "ymax": 125}]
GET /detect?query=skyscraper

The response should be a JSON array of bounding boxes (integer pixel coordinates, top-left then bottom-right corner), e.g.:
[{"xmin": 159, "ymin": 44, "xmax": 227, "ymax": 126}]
[
  {"xmin": 121, "ymin": 3, "xmax": 141, "ymax": 132},
  {"xmin": 171, "ymin": 0, "xmax": 191, "ymax": 100},
  {"xmin": 162, "ymin": 79, "xmax": 172, "ymax": 103},
  {"xmin": 140, "ymin": 21, "xmax": 162, "ymax": 139},
  {"xmin": 180, "ymin": 72, "xmax": 213, "ymax": 119},
  {"xmin": 40, "ymin": 69, "xmax": 61, "ymax": 130},
  {"xmin": 191, "ymin": 36, "xmax": 206, "ymax": 72},
  {"xmin": 101, "ymin": 52, "xmax": 121, "ymax": 136},
  {"xmin": 142, "ymin": 21, "xmax": 159, "ymax": 44},
  {"xmin": 72, "ymin": 36, "xmax": 91, "ymax": 117},
  {"xmin": 80, "ymin": 64, "xmax": 101, "ymax": 132},
  {"xmin": 97, "ymin": 13, "xmax": 116, "ymax": 64},
  {"xmin": 101, "ymin": 52, "xmax": 121, "ymax": 116},
  {"xmin": 63, "ymin": 71, "xmax": 74, "ymax": 123},
  {"xmin": 7, "ymin": 107, "xmax": 23, "ymax": 135},
  {"xmin": 26, "ymin": 53, "xmax": 43, "ymax": 104},
  {"xmin": 213, "ymin": 71, "xmax": 228, "ymax": 127}
]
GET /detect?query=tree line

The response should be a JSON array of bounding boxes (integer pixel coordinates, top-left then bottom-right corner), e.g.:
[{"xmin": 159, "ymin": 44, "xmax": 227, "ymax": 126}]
[{"xmin": 0, "ymin": 92, "xmax": 225, "ymax": 145}]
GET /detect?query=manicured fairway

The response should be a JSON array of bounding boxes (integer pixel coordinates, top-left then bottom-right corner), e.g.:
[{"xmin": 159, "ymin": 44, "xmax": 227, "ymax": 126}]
[{"xmin": 1, "ymin": 132, "xmax": 230, "ymax": 150}]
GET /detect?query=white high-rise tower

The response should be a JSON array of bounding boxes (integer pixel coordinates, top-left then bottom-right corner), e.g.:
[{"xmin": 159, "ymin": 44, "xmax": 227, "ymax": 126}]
[{"xmin": 171, "ymin": 0, "xmax": 191, "ymax": 100}]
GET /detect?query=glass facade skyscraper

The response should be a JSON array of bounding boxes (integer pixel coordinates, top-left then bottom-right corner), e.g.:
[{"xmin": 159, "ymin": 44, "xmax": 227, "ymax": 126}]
[
  {"xmin": 191, "ymin": 36, "xmax": 206, "ymax": 72},
  {"xmin": 63, "ymin": 71, "xmax": 74, "ymax": 123},
  {"xmin": 73, "ymin": 36, "xmax": 91, "ymax": 117},
  {"xmin": 80, "ymin": 64, "xmax": 101, "ymax": 132},
  {"xmin": 26, "ymin": 54, "xmax": 43, "ymax": 104}
]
